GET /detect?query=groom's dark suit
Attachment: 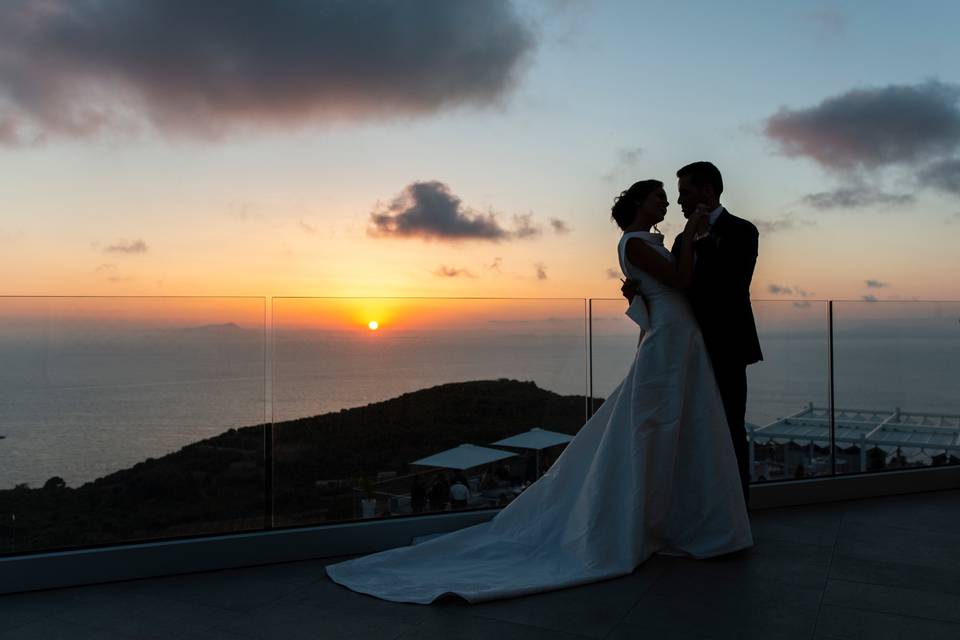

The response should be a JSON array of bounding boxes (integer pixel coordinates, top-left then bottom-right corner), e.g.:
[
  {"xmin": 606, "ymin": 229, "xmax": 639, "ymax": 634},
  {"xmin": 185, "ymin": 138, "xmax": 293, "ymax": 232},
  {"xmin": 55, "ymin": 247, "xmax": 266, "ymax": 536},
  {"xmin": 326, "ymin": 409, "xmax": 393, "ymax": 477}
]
[{"xmin": 672, "ymin": 208, "xmax": 762, "ymax": 504}]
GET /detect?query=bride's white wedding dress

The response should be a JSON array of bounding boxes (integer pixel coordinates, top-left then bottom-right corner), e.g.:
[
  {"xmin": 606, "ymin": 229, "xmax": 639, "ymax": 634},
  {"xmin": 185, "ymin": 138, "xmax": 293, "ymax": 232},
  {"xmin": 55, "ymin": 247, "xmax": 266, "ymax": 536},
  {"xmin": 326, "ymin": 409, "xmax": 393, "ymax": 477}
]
[{"xmin": 325, "ymin": 231, "xmax": 752, "ymax": 603}]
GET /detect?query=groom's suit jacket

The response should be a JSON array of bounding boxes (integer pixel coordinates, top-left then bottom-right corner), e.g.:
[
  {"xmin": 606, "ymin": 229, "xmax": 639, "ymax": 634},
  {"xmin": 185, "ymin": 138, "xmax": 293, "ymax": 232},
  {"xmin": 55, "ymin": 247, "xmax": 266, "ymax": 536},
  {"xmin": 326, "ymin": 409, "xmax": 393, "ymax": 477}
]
[{"xmin": 672, "ymin": 208, "xmax": 763, "ymax": 367}]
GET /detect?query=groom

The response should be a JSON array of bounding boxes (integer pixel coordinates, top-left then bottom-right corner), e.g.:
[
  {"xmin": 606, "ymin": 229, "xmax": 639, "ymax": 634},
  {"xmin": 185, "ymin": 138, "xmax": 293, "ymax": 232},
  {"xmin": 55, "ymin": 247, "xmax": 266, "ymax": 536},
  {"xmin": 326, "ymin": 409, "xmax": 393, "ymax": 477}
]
[{"xmin": 624, "ymin": 161, "xmax": 762, "ymax": 505}]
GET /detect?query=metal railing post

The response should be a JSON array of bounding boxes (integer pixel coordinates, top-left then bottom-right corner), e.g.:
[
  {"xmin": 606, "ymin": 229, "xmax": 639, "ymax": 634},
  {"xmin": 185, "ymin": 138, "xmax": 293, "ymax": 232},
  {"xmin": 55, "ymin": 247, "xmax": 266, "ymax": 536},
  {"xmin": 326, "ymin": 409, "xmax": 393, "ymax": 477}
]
[
  {"xmin": 828, "ymin": 300, "xmax": 836, "ymax": 477},
  {"xmin": 587, "ymin": 299, "xmax": 594, "ymax": 419},
  {"xmin": 265, "ymin": 297, "xmax": 274, "ymax": 530}
]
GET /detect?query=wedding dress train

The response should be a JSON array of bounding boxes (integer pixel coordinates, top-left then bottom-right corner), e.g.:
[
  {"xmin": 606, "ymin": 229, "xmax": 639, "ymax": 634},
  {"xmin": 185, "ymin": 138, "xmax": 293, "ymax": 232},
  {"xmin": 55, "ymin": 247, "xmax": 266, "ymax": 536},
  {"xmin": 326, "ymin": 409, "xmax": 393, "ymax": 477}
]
[{"xmin": 325, "ymin": 231, "xmax": 752, "ymax": 603}]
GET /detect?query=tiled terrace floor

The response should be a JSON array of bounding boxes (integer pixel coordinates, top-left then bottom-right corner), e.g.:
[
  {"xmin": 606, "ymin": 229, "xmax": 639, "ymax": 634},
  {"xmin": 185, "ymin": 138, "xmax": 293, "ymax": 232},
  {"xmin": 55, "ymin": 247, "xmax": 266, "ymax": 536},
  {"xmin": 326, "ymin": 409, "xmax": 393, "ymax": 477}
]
[{"xmin": 2, "ymin": 489, "xmax": 960, "ymax": 639}]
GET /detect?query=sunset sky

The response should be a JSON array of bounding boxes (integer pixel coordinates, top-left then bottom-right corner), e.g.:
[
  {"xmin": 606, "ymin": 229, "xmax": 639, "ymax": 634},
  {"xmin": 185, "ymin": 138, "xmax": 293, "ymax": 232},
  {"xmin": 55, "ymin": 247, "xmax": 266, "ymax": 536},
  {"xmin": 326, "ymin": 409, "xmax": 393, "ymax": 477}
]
[{"xmin": 2, "ymin": 0, "xmax": 960, "ymax": 310}]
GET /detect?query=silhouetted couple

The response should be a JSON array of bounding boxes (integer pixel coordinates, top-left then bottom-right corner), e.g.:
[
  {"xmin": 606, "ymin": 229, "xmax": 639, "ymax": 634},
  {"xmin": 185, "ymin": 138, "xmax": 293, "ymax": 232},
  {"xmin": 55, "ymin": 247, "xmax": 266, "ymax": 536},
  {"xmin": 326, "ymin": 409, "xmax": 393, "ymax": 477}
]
[
  {"xmin": 327, "ymin": 161, "xmax": 762, "ymax": 604},
  {"xmin": 618, "ymin": 161, "xmax": 762, "ymax": 504}
]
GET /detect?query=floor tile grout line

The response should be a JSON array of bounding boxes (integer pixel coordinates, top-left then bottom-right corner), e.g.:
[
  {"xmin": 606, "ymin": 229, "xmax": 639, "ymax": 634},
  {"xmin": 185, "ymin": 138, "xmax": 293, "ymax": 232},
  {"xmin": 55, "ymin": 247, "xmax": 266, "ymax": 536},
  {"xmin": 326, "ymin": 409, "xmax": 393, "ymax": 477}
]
[
  {"xmin": 809, "ymin": 504, "xmax": 844, "ymax": 640},
  {"xmin": 818, "ymin": 602, "xmax": 960, "ymax": 628},
  {"xmin": 600, "ymin": 559, "xmax": 676, "ymax": 640},
  {"xmin": 44, "ymin": 614, "xmax": 143, "ymax": 639},
  {"xmin": 839, "ymin": 518, "xmax": 960, "ymax": 538},
  {"xmin": 409, "ymin": 606, "xmax": 599, "ymax": 639},
  {"xmin": 46, "ymin": 603, "xmax": 243, "ymax": 638},
  {"xmin": 822, "ymin": 575, "xmax": 960, "ymax": 599},
  {"xmin": 431, "ymin": 601, "xmax": 601, "ymax": 638}
]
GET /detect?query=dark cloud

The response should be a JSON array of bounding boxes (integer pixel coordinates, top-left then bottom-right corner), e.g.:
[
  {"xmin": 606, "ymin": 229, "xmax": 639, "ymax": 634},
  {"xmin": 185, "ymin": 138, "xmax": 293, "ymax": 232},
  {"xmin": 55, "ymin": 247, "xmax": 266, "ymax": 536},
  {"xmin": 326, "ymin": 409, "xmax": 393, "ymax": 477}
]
[
  {"xmin": 918, "ymin": 158, "xmax": 960, "ymax": 195},
  {"xmin": 512, "ymin": 213, "xmax": 542, "ymax": 239},
  {"xmin": 862, "ymin": 295, "xmax": 878, "ymax": 302},
  {"xmin": 368, "ymin": 181, "xmax": 541, "ymax": 242},
  {"xmin": 768, "ymin": 284, "xmax": 815, "ymax": 297},
  {"xmin": 487, "ymin": 257, "xmax": 503, "ymax": 272},
  {"xmin": 801, "ymin": 187, "xmax": 914, "ymax": 210},
  {"xmin": 94, "ymin": 263, "xmax": 129, "ymax": 283},
  {"xmin": 369, "ymin": 181, "xmax": 507, "ymax": 241},
  {"xmin": 753, "ymin": 214, "xmax": 816, "ymax": 234},
  {"xmin": 602, "ymin": 146, "xmax": 644, "ymax": 181},
  {"xmin": 0, "ymin": 1, "xmax": 534, "ymax": 143},
  {"xmin": 298, "ymin": 220, "xmax": 316, "ymax": 234},
  {"xmin": 535, "ymin": 262, "xmax": 547, "ymax": 280},
  {"xmin": 550, "ymin": 218, "xmax": 571, "ymax": 234},
  {"xmin": 617, "ymin": 147, "xmax": 644, "ymax": 165},
  {"xmin": 0, "ymin": 227, "xmax": 23, "ymax": 244},
  {"xmin": 801, "ymin": 9, "xmax": 848, "ymax": 42},
  {"xmin": 792, "ymin": 301, "xmax": 812, "ymax": 309},
  {"xmin": 103, "ymin": 239, "xmax": 148, "ymax": 254},
  {"xmin": 865, "ymin": 279, "xmax": 889, "ymax": 289},
  {"xmin": 605, "ymin": 268, "xmax": 620, "ymax": 280},
  {"xmin": 433, "ymin": 265, "xmax": 475, "ymax": 278},
  {"xmin": 764, "ymin": 81, "xmax": 960, "ymax": 171}
]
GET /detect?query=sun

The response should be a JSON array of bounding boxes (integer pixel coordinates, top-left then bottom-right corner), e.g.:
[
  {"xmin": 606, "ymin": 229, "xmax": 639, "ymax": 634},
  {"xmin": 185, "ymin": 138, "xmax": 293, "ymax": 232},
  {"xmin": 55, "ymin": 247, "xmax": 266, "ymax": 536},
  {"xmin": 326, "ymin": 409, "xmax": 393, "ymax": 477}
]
[{"xmin": 367, "ymin": 320, "xmax": 379, "ymax": 331}]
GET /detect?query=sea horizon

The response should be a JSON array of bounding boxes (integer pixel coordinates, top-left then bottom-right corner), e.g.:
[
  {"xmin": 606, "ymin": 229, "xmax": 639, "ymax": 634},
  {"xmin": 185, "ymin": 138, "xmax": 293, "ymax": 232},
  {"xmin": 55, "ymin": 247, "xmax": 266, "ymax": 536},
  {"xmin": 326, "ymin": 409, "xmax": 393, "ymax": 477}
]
[{"xmin": 2, "ymin": 319, "xmax": 958, "ymax": 488}]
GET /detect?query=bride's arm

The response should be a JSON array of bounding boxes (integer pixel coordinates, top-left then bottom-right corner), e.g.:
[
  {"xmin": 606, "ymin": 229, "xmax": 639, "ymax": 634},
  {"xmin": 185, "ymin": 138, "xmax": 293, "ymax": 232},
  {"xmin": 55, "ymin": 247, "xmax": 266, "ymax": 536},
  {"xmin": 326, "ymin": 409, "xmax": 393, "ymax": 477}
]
[{"xmin": 625, "ymin": 214, "xmax": 706, "ymax": 289}]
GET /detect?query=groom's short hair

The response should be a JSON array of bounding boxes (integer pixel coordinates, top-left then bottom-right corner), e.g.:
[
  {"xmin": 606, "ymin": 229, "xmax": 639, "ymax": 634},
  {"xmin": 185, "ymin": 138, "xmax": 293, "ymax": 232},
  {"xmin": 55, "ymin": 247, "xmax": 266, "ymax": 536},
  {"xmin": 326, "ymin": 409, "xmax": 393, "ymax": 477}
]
[{"xmin": 677, "ymin": 161, "xmax": 723, "ymax": 197}]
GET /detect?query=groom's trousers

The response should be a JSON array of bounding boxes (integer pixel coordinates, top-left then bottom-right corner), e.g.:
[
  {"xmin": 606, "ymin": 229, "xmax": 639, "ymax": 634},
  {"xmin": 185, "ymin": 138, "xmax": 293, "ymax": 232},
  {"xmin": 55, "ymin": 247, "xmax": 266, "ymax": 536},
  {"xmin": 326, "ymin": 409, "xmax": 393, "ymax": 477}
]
[{"xmin": 711, "ymin": 360, "xmax": 750, "ymax": 507}]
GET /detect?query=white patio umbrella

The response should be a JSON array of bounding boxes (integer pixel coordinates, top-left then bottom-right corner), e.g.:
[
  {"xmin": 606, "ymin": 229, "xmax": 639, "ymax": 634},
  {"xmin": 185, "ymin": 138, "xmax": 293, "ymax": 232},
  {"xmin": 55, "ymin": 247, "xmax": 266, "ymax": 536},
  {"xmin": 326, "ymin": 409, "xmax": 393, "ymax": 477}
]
[
  {"xmin": 491, "ymin": 428, "xmax": 574, "ymax": 478},
  {"xmin": 411, "ymin": 444, "xmax": 517, "ymax": 471}
]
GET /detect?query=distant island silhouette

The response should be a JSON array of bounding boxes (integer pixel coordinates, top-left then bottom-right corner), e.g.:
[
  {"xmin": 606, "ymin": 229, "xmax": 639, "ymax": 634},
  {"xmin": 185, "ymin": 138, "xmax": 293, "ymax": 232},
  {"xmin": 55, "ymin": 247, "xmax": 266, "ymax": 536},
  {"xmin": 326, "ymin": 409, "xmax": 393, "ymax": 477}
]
[
  {"xmin": 0, "ymin": 379, "xmax": 589, "ymax": 555},
  {"xmin": 170, "ymin": 322, "xmax": 249, "ymax": 335}
]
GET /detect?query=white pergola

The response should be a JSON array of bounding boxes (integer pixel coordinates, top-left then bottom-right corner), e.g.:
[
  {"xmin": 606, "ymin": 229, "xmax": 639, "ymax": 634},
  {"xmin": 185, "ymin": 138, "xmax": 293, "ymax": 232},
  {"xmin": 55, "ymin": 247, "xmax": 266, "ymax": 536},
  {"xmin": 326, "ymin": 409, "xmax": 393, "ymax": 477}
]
[{"xmin": 749, "ymin": 404, "xmax": 960, "ymax": 470}]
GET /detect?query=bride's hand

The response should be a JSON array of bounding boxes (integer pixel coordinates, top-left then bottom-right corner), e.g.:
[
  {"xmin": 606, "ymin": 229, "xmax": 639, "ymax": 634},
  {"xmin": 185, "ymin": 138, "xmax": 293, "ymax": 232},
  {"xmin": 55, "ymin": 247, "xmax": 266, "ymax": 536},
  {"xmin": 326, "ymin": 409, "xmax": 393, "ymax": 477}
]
[{"xmin": 683, "ymin": 211, "xmax": 709, "ymax": 236}]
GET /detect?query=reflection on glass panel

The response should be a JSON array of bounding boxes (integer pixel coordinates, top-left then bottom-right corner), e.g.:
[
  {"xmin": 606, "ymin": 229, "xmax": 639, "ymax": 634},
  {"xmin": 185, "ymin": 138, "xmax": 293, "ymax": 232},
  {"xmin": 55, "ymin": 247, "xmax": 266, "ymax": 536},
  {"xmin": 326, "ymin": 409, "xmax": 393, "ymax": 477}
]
[
  {"xmin": 0, "ymin": 297, "xmax": 267, "ymax": 555},
  {"xmin": 271, "ymin": 298, "xmax": 587, "ymax": 527},
  {"xmin": 746, "ymin": 300, "xmax": 829, "ymax": 482},
  {"xmin": 591, "ymin": 298, "xmax": 832, "ymax": 484},
  {"xmin": 832, "ymin": 301, "xmax": 960, "ymax": 475},
  {"xmin": 587, "ymin": 299, "xmax": 642, "ymax": 415}
]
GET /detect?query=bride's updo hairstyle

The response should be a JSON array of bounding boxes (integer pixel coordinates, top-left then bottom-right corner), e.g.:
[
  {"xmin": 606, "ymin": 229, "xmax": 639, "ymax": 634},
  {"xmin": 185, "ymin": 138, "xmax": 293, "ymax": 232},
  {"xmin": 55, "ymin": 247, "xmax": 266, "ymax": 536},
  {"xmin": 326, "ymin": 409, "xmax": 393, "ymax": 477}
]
[{"xmin": 611, "ymin": 180, "xmax": 663, "ymax": 230}]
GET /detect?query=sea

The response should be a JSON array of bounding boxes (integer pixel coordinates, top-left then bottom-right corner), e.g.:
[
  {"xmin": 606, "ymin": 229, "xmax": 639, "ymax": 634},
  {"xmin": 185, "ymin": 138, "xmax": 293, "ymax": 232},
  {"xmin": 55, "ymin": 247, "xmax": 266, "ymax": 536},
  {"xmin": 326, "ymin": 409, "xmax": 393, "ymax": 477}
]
[{"xmin": 1, "ymin": 306, "xmax": 959, "ymax": 488}]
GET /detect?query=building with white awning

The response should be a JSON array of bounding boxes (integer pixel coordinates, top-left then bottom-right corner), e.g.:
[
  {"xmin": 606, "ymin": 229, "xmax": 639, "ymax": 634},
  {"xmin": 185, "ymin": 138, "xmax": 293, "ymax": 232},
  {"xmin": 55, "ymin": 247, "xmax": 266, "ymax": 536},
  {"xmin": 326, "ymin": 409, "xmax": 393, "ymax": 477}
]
[{"xmin": 749, "ymin": 404, "xmax": 960, "ymax": 479}]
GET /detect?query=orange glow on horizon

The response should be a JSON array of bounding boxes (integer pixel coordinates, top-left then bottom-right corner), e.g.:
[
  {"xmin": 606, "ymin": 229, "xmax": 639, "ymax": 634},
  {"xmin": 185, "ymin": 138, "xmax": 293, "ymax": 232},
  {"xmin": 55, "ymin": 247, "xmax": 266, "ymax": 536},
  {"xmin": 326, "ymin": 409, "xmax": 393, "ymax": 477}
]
[{"xmin": 270, "ymin": 298, "xmax": 588, "ymax": 334}]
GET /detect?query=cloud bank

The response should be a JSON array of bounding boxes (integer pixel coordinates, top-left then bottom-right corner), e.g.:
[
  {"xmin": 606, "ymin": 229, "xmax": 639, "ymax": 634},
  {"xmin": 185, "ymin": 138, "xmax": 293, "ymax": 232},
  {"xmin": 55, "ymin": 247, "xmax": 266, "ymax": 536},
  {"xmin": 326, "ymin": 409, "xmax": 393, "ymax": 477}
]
[
  {"xmin": 765, "ymin": 81, "xmax": 960, "ymax": 171},
  {"xmin": 764, "ymin": 80, "xmax": 960, "ymax": 210},
  {"xmin": 801, "ymin": 187, "xmax": 914, "ymax": 210},
  {"xmin": 918, "ymin": 159, "xmax": 960, "ymax": 195},
  {"xmin": 0, "ymin": 0, "xmax": 535, "ymax": 144}
]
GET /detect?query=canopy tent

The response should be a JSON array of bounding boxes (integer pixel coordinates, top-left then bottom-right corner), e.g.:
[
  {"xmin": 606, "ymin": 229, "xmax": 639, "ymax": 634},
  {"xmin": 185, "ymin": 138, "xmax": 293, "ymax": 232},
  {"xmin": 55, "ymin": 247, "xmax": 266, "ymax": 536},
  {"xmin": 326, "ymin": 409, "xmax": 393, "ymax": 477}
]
[
  {"xmin": 492, "ymin": 428, "xmax": 574, "ymax": 450},
  {"xmin": 411, "ymin": 444, "xmax": 517, "ymax": 471}
]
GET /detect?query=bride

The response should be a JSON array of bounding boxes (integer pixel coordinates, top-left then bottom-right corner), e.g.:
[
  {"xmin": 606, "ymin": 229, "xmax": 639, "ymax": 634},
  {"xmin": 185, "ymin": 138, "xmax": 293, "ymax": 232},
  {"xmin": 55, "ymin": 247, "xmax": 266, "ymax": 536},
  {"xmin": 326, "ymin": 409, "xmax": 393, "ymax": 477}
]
[{"xmin": 326, "ymin": 179, "xmax": 752, "ymax": 603}]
